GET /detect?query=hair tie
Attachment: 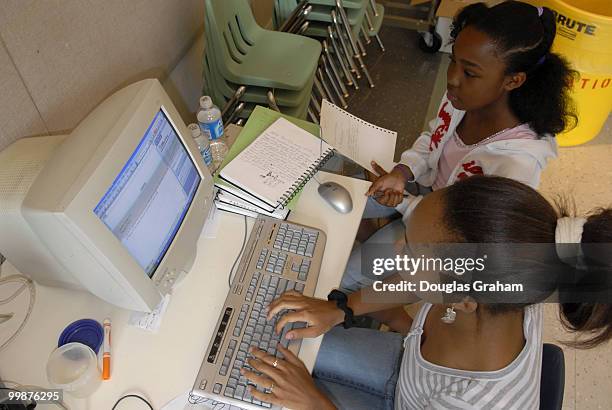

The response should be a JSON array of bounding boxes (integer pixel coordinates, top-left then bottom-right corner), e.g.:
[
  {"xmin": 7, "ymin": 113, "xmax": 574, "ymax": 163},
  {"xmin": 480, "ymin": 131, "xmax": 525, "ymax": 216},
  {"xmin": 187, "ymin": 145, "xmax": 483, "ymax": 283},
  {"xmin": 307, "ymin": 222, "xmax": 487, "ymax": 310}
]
[
  {"xmin": 537, "ymin": 6, "xmax": 544, "ymax": 17},
  {"xmin": 536, "ymin": 54, "xmax": 547, "ymax": 67},
  {"xmin": 555, "ymin": 217, "xmax": 586, "ymax": 266}
]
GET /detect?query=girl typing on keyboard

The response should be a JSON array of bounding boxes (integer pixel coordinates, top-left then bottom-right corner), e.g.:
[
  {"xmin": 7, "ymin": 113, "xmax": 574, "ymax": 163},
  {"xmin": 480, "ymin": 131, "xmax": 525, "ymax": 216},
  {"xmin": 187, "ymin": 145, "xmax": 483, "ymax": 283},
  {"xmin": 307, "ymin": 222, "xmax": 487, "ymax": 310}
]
[{"xmin": 241, "ymin": 175, "xmax": 612, "ymax": 410}]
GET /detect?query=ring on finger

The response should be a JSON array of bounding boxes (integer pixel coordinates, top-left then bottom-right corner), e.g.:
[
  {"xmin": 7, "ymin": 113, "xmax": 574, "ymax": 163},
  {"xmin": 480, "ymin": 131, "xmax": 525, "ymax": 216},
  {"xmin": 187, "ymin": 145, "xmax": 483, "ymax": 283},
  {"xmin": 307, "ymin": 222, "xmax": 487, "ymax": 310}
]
[
  {"xmin": 272, "ymin": 359, "xmax": 279, "ymax": 368},
  {"xmin": 269, "ymin": 382, "xmax": 275, "ymax": 394}
]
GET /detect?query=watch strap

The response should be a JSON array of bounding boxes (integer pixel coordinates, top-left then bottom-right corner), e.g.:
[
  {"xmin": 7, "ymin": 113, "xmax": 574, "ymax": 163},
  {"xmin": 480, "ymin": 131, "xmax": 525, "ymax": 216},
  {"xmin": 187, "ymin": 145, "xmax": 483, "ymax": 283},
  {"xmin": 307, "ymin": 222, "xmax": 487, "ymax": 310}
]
[{"xmin": 327, "ymin": 289, "xmax": 355, "ymax": 329}]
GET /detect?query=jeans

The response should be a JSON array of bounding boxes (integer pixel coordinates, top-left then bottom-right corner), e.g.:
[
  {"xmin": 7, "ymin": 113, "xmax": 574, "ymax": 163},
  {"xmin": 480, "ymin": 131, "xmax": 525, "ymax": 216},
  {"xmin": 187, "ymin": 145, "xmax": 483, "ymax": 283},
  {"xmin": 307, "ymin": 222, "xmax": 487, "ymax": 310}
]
[
  {"xmin": 340, "ymin": 185, "xmax": 433, "ymax": 292},
  {"xmin": 313, "ymin": 327, "xmax": 404, "ymax": 410},
  {"xmin": 339, "ymin": 197, "xmax": 405, "ymax": 291}
]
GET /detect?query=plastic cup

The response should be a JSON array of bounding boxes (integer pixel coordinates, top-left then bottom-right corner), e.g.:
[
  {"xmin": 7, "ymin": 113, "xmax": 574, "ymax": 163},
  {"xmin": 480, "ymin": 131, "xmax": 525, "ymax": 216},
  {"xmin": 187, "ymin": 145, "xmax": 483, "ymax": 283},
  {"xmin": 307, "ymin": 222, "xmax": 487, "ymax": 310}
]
[{"xmin": 46, "ymin": 342, "xmax": 101, "ymax": 398}]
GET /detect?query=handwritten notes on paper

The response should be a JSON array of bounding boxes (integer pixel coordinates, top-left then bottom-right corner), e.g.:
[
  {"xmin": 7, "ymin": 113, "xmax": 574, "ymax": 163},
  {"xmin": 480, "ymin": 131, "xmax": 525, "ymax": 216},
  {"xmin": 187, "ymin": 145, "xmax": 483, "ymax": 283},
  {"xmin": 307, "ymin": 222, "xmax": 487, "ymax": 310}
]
[
  {"xmin": 320, "ymin": 100, "xmax": 397, "ymax": 173},
  {"xmin": 220, "ymin": 118, "xmax": 332, "ymax": 207}
]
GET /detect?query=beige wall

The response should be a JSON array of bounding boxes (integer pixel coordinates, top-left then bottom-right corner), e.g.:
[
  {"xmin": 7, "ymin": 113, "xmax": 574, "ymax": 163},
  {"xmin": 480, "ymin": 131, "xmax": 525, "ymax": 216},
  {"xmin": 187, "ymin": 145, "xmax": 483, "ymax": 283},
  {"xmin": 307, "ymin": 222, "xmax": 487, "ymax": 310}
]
[{"xmin": 0, "ymin": 0, "xmax": 275, "ymax": 152}]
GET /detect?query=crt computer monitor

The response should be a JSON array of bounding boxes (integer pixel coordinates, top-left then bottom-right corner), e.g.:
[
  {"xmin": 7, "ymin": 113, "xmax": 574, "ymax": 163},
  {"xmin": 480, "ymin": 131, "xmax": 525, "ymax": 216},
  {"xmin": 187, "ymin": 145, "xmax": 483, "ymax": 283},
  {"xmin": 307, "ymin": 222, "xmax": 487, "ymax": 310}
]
[{"xmin": 0, "ymin": 79, "xmax": 214, "ymax": 311}]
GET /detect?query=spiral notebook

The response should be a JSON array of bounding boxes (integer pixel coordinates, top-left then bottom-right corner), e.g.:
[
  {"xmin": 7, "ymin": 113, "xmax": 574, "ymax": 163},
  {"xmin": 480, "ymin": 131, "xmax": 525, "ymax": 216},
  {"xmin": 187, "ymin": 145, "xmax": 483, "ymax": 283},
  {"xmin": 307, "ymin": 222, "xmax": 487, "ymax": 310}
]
[{"xmin": 218, "ymin": 117, "xmax": 334, "ymax": 209}]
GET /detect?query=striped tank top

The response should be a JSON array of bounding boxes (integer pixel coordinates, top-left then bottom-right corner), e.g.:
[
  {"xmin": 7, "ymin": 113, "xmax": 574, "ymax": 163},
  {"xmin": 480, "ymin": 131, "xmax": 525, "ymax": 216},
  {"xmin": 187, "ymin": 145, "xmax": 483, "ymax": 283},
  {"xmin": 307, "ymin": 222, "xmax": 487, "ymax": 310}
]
[{"xmin": 395, "ymin": 303, "xmax": 543, "ymax": 409}]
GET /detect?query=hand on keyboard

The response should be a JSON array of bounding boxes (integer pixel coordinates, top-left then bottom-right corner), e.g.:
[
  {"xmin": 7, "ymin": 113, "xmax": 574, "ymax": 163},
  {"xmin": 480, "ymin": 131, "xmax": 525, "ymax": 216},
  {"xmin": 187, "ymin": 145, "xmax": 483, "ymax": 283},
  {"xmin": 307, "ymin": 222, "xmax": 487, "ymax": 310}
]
[
  {"xmin": 266, "ymin": 291, "xmax": 345, "ymax": 340},
  {"xmin": 242, "ymin": 344, "xmax": 336, "ymax": 410}
]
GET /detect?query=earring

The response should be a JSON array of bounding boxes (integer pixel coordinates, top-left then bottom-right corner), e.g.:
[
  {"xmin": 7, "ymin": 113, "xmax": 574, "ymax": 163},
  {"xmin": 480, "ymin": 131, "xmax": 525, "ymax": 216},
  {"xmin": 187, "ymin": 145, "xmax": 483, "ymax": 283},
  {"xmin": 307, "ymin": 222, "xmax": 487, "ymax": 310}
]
[{"xmin": 441, "ymin": 305, "xmax": 456, "ymax": 324}]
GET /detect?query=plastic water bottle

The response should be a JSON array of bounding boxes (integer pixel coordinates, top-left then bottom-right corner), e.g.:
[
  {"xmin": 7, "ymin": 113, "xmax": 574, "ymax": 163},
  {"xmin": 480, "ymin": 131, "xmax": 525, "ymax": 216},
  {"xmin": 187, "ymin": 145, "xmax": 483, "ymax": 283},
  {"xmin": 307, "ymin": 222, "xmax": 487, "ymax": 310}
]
[
  {"xmin": 188, "ymin": 123, "xmax": 213, "ymax": 171},
  {"xmin": 197, "ymin": 96, "xmax": 227, "ymax": 169}
]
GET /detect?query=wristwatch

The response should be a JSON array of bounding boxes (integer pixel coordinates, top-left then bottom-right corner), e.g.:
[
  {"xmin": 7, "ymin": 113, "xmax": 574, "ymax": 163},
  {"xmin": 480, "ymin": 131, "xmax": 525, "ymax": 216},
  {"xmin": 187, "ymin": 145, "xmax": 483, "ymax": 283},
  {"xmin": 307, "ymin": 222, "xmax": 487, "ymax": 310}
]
[{"xmin": 327, "ymin": 290, "xmax": 355, "ymax": 329}]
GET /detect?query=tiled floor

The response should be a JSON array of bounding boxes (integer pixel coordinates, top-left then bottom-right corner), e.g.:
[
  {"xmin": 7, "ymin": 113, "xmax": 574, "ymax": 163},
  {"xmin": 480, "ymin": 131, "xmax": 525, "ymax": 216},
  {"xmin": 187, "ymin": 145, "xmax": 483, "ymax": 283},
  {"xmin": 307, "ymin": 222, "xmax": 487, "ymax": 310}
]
[{"xmin": 346, "ymin": 25, "xmax": 612, "ymax": 409}]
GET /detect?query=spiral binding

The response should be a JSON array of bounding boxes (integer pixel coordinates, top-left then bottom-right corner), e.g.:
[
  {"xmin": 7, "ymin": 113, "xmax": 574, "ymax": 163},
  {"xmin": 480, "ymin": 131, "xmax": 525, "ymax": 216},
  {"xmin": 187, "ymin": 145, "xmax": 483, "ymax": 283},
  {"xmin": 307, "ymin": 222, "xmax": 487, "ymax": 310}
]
[
  {"xmin": 278, "ymin": 148, "xmax": 335, "ymax": 207},
  {"xmin": 324, "ymin": 101, "xmax": 396, "ymax": 136}
]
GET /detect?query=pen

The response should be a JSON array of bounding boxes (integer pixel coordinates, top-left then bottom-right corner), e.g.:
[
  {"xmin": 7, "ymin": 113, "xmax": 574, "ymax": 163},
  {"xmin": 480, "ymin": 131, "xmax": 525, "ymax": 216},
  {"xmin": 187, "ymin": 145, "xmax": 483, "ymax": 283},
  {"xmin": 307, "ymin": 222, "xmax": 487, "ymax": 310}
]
[{"xmin": 103, "ymin": 318, "xmax": 111, "ymax": 380}]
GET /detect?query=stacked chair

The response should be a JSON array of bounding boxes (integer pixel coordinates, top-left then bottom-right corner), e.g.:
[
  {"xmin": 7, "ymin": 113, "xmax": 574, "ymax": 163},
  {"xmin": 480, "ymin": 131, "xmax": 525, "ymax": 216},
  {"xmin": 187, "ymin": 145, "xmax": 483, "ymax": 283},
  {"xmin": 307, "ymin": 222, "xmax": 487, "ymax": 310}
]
[
  {"xmin": 202, "ymin": 0, "xmax": 322, "ymax": 126},
  {"xmin": 274, "ymin": 0, "xmax": 386, "ymax": 123}
]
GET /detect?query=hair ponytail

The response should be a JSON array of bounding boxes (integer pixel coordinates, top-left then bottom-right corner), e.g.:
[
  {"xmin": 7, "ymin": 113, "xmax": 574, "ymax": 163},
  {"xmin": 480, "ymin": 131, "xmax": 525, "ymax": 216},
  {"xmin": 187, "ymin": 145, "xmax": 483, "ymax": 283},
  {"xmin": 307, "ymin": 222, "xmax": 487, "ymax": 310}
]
[
  {"xmin": 451, "ymin": 1, "xmax": 578, "ymax": 136},
  {"xmin": 560, "ymin": 209, "xmax": 612, "ymax": 349}
]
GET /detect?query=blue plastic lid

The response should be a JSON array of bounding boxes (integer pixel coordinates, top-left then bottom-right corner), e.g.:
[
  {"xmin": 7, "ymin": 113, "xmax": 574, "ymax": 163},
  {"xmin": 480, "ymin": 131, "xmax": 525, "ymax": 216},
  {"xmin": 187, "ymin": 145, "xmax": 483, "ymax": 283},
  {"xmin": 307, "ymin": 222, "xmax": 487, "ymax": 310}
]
[{"xmin": 58, "ymin": 319, "xmax": 104, "ymax": 354}]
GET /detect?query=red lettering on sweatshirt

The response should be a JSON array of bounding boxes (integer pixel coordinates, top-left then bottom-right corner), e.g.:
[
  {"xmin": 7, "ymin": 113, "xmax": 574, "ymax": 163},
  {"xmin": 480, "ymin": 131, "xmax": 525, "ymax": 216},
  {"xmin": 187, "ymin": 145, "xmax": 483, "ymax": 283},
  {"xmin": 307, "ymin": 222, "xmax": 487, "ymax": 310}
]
[
  {"xmin": 429, "ymin": 102, "xmax": 451, "ymax": 151},
  {"xmin": 457, "ymin": 160, "xmax": 484, "ymax": 180}
]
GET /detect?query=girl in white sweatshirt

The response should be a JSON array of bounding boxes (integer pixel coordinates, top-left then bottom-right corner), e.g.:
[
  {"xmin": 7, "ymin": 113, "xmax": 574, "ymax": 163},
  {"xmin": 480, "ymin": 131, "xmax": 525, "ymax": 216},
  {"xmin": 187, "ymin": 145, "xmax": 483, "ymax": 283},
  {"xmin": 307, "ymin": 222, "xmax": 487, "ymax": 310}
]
[{"xmin": 343, "ymin": 0, "xmax": 578, "ymax": 291}]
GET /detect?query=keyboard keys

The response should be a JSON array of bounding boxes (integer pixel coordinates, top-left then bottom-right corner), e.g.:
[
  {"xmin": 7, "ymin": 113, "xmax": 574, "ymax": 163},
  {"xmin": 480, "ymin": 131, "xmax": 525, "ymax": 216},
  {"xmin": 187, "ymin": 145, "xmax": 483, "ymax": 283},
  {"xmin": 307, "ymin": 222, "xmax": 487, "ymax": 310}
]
[
  {"xmin": 204, "ymin": 219, "xmax": 324, "ymax": 407},
  {"xmin": 234, "ymin": 385, "xmax": 245, "ymax": 399}
]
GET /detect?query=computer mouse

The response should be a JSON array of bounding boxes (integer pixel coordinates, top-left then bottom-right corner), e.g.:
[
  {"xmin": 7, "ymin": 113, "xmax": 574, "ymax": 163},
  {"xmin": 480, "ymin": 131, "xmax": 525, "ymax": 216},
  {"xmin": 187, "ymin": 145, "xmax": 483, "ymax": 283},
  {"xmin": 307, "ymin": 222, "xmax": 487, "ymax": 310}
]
[{"xmin": 318, "ymin": 181, "xmax": 353, "ymax": 214}]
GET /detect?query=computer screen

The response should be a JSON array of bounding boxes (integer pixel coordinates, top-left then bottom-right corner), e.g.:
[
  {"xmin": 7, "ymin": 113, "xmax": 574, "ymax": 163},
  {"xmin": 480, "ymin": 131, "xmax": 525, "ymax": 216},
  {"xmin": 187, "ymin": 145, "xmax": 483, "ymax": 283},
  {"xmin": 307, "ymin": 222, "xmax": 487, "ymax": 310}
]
[
  {"xmin": 93, "ymin": 108, "xmax": 201, "ymax": 277},
  {"xmin": 0, "ymin": 79, "xmax": 215, "ymax": 311}
]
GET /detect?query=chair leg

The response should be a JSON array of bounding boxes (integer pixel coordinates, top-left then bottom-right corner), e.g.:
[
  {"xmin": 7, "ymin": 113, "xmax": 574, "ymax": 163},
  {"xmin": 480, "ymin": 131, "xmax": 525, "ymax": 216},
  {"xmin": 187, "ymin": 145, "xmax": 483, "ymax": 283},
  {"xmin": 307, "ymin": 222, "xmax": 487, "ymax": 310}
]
[
  {"xmin": 364, "ymin": 8, "xmax": 375, "ymax": 32},
  {"xmin": 361, "ymin": 25, "xmax": 372, "ymax": 45},
  {"xmin": 323, "ymin": 40, "xmax": 349, "ymax": 98},
  {"xmin": 369, "ymin": 0, "xmax": 379, "ymax": 16},
  {"xmin": 364, "ymin": 3, "xmax": 386, "ymax": 52},
  {"xmin": 235, "ymin": 118, "xmax": 245, "ymax": 126},
  {"xmin": 310, "ymin": 93, "xmax": 322, "ymax": 116},
  {"xmin": 328, "ymin": 26, "xmax": 358, "ymax": 89},
  {"xmin": 331, "ymin": 11, "xmax": 360, "ymax": 79},
  {"xmin": 308, "ymin": 107, "xmax": 319, "ymax": 124},
  {"xmin": 278, "ymin": 0, "xmax": 309, "ymax": 32},
  {"xmin": 374, "ymin": 32, "xmax": 386, "ymax": 52},
  {"xmin": 356, "ymin": 36, "xmax": 367, "ymax": 57},
  {"xmin": 221, "ymin": 85, "xmax": 246, "ymax": 120},
  {"xmin": 224, "ymin": 102, "xmax": 245, "ymax": 127},
  {"xmin": 267, "ymin": 90, "xmax": 281, "ymax": 112},
  {"xmin": 297, "ymin": 21, "xmax": 310, "ymax": 35},
  {"xmin": 317, "ymin": 67, "xmax": 338, "ymax": 106},
  {"xmin": 322, "ymin": 55, "xmax": 347, "ymax": 108},
  {"xmin": 313, "ymin": 73, "xmax": 331, "ymax": 103},
  {"xmin": 337, "ymin": 3, "xmax": 375, "ymax": 88}
]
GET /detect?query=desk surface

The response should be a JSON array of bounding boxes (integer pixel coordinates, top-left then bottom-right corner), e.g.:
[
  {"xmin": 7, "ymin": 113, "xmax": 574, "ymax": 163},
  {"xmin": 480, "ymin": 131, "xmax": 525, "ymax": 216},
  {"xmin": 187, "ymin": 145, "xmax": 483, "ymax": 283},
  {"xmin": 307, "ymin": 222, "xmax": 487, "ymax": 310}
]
[{"xmin": 0, "ymin": 171, "xmax": 370, "ymax": 409}]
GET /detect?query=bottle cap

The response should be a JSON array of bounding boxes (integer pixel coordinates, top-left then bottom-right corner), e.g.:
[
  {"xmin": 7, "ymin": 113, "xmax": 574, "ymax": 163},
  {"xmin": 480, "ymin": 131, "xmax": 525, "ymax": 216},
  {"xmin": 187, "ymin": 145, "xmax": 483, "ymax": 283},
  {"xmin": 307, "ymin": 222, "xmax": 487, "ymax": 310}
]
[
  {"xmin": 187, "ymin": 123, "xmax": 201, "ymax": 138},
  {"xmin": 199, "ymin": 96, "xmax": 213, "ymax": 109}
]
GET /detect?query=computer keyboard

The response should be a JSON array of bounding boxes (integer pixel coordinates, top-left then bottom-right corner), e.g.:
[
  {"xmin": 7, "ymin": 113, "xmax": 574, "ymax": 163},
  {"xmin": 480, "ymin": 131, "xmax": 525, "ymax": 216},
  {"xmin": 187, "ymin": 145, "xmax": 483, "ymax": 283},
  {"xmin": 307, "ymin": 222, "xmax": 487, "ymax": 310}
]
[{"xmin": 191, "ymin": 215, "xmax": 326, "ymax": 409}]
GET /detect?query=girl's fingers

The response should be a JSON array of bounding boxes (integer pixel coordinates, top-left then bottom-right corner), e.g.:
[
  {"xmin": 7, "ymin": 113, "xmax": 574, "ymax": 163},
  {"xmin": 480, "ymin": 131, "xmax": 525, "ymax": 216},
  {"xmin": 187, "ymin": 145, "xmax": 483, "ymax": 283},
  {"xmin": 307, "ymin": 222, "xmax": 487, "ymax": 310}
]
[
  {"xmin": 371, "ymin": 162, "xmax": 388, "ymax": 176},
  {"xmin": 248, "ymin": 357, "xmax": 284, "ymax": 383},
  {"xmin": 276, "ymin": 344, "xmax": 306, "ymax": 368},
  {"xmin": 266, "ymin": 297, "xmax": 308, "ymax": 320},
  {"xmin": 274, "ymin": 311, "xmax": 308, "ymax": 335},
  {"xmin": 248, "ymin": 386, "xmax": 280, "ymax": 405},
  {"xmin": 241, "ymin": 368, "xmax": 273, "ymax": 387}
]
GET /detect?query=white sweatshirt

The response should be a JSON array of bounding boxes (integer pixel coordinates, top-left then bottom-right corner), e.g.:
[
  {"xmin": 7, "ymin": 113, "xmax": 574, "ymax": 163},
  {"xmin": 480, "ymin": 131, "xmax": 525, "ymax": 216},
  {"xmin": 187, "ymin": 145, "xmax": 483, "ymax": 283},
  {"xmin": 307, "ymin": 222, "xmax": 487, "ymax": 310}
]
[{"xmin": 395, "ymin": 94, "xmax": 558, "ymax": 219}]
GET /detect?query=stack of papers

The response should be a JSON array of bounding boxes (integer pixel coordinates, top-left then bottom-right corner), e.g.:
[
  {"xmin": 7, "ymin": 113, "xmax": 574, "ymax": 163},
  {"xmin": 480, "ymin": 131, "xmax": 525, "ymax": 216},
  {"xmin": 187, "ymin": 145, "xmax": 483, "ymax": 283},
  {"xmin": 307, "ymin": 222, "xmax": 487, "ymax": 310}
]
[{"xmin": 213, "ymin": 102, "xmax": 397, "ymax": 219}]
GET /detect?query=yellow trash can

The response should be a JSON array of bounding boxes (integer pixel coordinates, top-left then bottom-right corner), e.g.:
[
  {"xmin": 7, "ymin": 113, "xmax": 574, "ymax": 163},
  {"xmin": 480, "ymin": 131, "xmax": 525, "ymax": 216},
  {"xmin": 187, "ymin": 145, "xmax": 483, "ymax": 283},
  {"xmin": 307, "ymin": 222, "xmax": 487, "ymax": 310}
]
[{"xmin": 529, "ymin": 0, "xmax": 612, "ymax": 146}]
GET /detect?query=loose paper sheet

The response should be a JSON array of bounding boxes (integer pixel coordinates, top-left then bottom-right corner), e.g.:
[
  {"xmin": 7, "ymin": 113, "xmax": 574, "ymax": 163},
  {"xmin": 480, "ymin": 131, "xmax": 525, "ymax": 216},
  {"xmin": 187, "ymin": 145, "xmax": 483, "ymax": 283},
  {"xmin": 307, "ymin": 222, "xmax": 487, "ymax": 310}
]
[{"xmin": 320, "ymin": 99, "xmax": 397, "ymax": 173}]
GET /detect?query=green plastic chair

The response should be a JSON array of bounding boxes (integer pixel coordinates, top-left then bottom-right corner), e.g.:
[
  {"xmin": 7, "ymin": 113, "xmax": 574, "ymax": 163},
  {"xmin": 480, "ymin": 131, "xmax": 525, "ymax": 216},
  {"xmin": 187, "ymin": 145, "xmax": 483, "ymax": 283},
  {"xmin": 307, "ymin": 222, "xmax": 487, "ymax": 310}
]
[
  {"xmin": 204, "ymin": 0, "xmax": 321, "ymax": 91},
  {"xmin": 203, "ymin": 53, "xmax": 312, "ymax": 120},
  {"xmin": 202, "ymin": 38, "xmax": 311, "ymax": 119},
  {"xmin": 203, "ymin": 47, "xmax": 314, "ymax": 108}
]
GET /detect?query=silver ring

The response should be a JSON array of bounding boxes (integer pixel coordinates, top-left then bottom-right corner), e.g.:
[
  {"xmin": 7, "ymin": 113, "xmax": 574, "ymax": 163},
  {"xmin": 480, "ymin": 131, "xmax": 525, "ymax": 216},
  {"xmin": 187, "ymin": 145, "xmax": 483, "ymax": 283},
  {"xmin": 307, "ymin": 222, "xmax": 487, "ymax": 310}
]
[{"xmin": 272, "ymin": 359, "xmax": 279, "ymax": 368}]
